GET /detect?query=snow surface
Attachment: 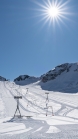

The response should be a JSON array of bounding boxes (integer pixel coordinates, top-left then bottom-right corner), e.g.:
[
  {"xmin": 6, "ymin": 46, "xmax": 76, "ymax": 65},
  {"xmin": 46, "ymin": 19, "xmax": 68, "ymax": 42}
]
[{"xmin": 0, "ymin": 79, "xmax": 78, "ymax": 139}]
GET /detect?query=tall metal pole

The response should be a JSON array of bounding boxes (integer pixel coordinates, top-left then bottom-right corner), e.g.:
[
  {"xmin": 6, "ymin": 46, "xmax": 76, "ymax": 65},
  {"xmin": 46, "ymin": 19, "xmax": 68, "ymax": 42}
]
[{"xmin": 14, "ymin": 96, "xmax": 22, "ymax": 118}]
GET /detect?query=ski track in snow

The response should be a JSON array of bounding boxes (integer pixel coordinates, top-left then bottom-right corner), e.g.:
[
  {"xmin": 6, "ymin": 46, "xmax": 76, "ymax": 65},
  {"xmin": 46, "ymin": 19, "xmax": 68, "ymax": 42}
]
[{"xmin": 0, "ymin": 81, "xmax": 78, "ymax": 138}]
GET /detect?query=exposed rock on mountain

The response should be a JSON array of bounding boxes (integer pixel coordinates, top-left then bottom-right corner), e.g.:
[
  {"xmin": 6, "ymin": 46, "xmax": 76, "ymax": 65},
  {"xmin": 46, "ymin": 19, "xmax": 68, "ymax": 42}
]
[
  {"xmin": 13, "ymin": 62, "xmax": 78, "ymax": 93},
  {"xmin": 14, "ymin": 75, "xmax": 39, "ymax": 85},
  {"xmin": 39, "ymin": 62, "xmax": 78, "ymax": 93},
  {"xmin": 0, "ymin": 76, "xmax": 7, "ymax": 81},
  {"xmin": 14, "ymin": 75, "xmax": 30, "ymax": 81},
  {"xmin": 41, "ymin": 63, "xmax": 73, "ymax": 82}
]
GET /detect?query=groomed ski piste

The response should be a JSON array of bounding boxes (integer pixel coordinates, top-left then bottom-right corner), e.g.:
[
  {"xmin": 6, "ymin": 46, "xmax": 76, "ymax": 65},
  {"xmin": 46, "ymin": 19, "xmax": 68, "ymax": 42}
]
[{"xmin": 0, "ymin": 78, "xmax": 78, "ymax": 139}]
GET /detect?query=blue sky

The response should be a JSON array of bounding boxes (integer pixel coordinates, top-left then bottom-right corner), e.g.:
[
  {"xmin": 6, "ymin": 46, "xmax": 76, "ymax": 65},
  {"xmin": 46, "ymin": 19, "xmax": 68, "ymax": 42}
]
[{"xmin": 0, "ymin": 0, "xmax": 78, "ymax": 80}]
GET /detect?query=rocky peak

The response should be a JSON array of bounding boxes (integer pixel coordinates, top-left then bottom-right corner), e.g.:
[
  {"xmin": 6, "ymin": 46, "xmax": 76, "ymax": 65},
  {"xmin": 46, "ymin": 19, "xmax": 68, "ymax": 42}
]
[
  {"xmin": 41, "ymin": 63, "xmax": 77, "ymax": 82},
  {"xmin": 14, "ymin": 75, "xmax": 30, "ymax": 81},
  {"xmin": 0, "ymin": 76, "xmax": 7, "ymax": 81}
]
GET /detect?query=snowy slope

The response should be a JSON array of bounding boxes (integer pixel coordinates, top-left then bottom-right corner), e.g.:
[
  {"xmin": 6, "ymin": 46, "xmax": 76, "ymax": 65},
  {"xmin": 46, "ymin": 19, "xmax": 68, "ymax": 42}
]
[
  {"xmin": 0, "ymin": 80, "xmax": 78, "ymax": 138},
  {"xmin": 0, "ymin": 62, "xmax": 78, "ymax": 138}
]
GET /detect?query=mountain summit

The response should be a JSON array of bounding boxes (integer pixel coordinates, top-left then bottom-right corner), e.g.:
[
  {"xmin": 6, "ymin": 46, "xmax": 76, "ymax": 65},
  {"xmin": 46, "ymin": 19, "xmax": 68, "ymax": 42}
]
[
  {"xmin": 40, "ymin": 63, "xmax": 78, "ymax": 93},
  {"xmin": 41, "ymin": 63, "xmax": 77, "ymax": 82},
  {"xmin": 13, "ymin": 63, "xmax": 78, "ymax": 93}
]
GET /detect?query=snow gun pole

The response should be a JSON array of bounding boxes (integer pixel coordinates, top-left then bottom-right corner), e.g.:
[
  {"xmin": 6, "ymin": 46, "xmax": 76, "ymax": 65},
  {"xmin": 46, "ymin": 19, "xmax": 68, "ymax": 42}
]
[{"xmin": 14, "ymin": 96, "xmax": 22, "ymax": 118}]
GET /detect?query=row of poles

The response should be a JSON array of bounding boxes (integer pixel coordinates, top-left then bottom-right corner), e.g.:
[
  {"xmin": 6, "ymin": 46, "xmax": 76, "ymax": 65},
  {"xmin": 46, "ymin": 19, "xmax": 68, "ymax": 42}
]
[{"xmin": 14, "ymin": 88, "xmax": 54, "ymax": 118}]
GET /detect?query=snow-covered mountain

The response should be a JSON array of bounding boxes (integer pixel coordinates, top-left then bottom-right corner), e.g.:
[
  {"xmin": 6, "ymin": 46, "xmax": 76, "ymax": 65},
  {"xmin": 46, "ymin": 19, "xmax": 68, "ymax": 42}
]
[
  {"xmin": 14, "ymin": 75, "xmax": 39, "ymax": 81},
  {"xmin": 0, "ymin": 76, "xmax": 7, "ymax": 81},
  {"xmin": 41, "ymin": 63, "xmax": 72, "ymax": 82},
  {"xmin": 40, "ymin": 63, "xmax": 78, "ymax": 93},
  {"xmin": 14, "ymin": 75, "xmax": 30, "ymax": 81},
  {"xmin": 14, "ymin": 75, "xmax": 40, "ymax": 85},
  {"xmin": 13, "ymin": 63, "xmax": 78, "ymax": 93}
]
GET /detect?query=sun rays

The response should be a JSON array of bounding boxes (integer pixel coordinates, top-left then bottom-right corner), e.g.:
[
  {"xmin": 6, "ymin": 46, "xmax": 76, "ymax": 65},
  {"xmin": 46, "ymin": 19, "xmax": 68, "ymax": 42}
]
[{"xmin": 32, "ymin": 0, "xmax": 72, "ymax": 28}]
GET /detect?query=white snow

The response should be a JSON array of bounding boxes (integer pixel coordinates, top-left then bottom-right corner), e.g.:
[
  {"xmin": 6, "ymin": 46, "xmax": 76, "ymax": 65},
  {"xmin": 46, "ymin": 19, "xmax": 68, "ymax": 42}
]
[
  {"xmin": 33, "ymin": 127, "xmax": 43, "ymax": 133},
  {"xmin": 46, "ymin": 126, "xmax": 60, "ymax": 133},
  {"xmin": 0, "ymin": 75, "xmax": 78, "ymax": 138}
]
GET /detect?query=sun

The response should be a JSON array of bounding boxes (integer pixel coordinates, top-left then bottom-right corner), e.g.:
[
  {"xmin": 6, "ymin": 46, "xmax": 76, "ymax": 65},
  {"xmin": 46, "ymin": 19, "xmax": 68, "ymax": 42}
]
[
  {"xmin": 48, "ymin": 6, "xmax": 59, "ymax": 18},
  {"xmin": 33, "ymin": 0, "xmax": 72, "ymax": 27}
]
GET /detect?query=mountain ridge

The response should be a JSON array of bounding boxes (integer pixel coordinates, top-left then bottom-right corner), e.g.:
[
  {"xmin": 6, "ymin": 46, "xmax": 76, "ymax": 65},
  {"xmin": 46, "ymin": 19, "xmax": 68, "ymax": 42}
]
[
  {"xmin": 13, "ymin": 62, "xmax": 78, "ymax": 93},
  {"xmin": 1, "ymin": 62, "xmax": 78, "ymax": 93}
]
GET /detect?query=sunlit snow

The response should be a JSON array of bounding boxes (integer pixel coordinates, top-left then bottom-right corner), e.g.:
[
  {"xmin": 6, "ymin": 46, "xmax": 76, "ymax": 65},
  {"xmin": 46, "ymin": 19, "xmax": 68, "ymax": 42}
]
[{"xmin": 0, "ymin": 63, "xmax": 78, "ymax": 138}]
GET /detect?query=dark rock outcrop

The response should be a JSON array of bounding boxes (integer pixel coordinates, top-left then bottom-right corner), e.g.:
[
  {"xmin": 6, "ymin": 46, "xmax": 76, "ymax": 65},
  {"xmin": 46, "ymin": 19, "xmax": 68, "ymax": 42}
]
[
  {"xmin": 41, "ymin": 63, "xmax": 72, "ymax": 82},
  {"xmin": 0, "ymin": 76, "xmax": 7, "ymax": 81},
  {"xmin": 14, "ymin": 75, "xmax": 30, "ymax": 81}
]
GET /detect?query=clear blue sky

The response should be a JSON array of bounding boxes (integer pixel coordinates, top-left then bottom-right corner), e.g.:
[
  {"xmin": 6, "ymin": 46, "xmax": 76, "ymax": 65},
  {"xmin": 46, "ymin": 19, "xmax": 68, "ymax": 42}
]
[{"xmin": 0, "ymin": 0, "xmax": 78, "ymax": 80}]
